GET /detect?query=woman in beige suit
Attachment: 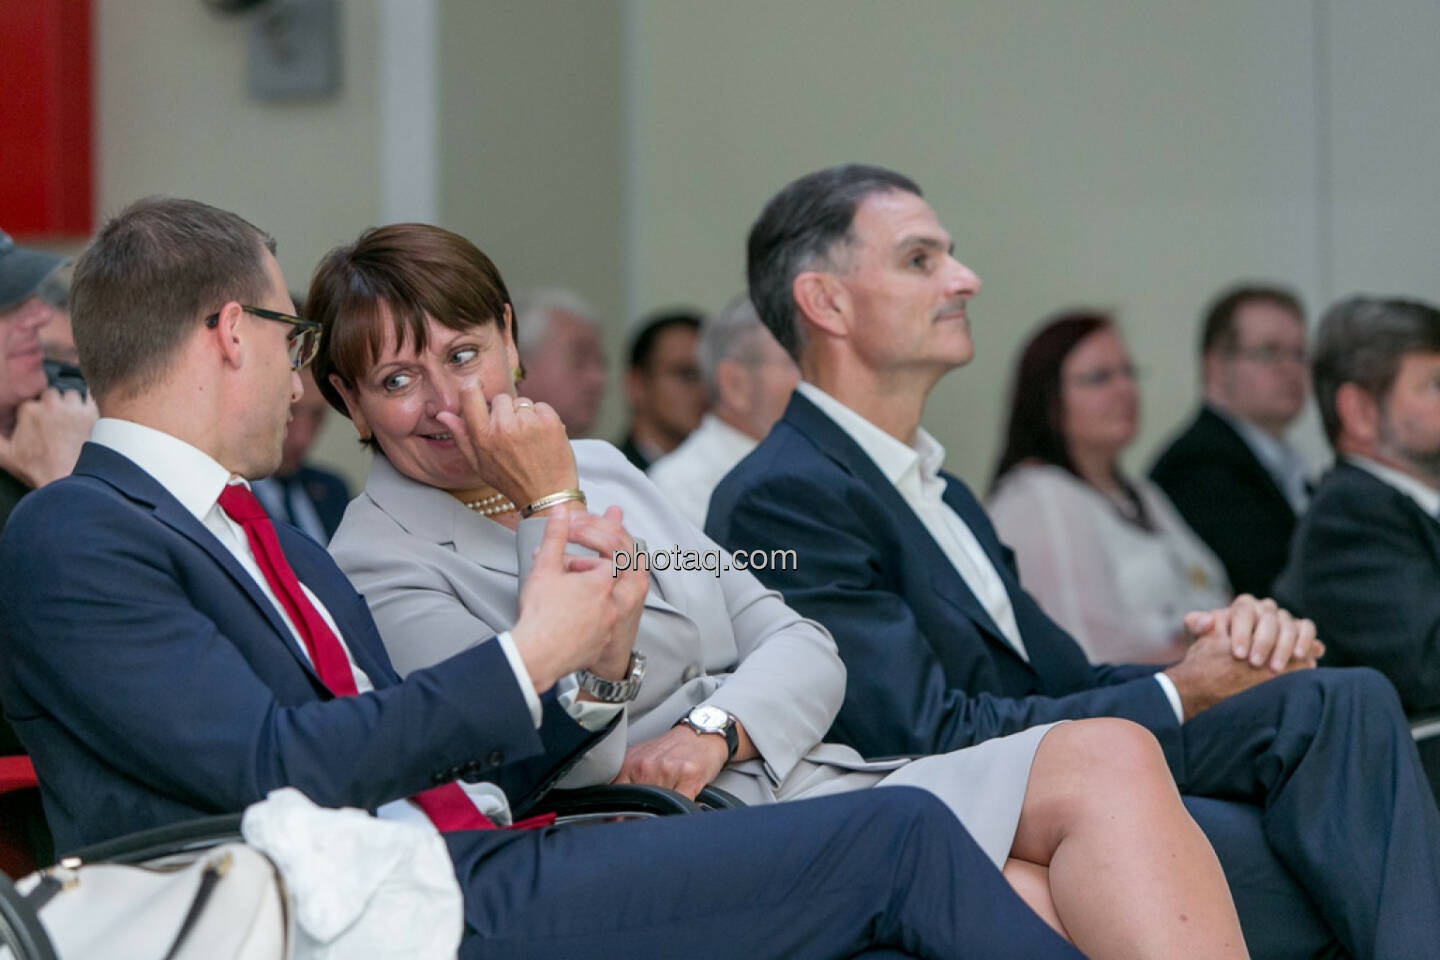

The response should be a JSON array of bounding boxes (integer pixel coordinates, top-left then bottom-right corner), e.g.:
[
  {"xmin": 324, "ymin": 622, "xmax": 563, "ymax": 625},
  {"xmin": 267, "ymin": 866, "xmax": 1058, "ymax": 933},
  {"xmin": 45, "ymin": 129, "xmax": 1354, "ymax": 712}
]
[{"xmin": 310, "ymin": 223, "xmax": 1247, "ymax": 959}]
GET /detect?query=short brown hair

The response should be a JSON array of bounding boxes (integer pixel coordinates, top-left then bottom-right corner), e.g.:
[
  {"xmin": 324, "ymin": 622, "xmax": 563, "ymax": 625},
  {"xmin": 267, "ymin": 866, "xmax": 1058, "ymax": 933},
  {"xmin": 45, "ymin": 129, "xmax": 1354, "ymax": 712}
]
[
  {"xmin": 308, "ymin": 223, "xmax": 513, "ymax": 441},
  {"xmin": 1312, "ymin": 296, "xmax": 1440, "ymax": 446},
  {"xmin": 69, "ymin": 197, "xmax": 275, "ymax": 402},
  {"xmin": 1200, "ymin": 283, "xmax": 1305, "ymax": 356}
]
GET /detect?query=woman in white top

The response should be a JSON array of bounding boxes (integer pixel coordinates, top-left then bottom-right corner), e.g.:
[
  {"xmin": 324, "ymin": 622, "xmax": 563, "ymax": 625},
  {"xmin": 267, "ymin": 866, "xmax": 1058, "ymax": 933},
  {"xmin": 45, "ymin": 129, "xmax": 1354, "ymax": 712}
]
[{"xmin": 989, "ymin": 311, "xmax": 1231, "ymax": 664}]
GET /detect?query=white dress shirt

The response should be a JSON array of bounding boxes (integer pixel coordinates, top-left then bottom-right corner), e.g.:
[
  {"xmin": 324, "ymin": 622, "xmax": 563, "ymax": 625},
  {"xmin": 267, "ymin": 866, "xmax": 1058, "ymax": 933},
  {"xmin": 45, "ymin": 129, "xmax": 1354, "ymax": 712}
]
[
  {"xmin": 1347, "ymin": 455, "xmax": 1440, "ymax": 517},
  {"xmin": 647, "ymin": 413, "xmax": 759, "ymax": 528},
  {"xmin": 89, "ymin": 417, "xmax": 541, "ymax": 827},
  {"xmin": 797, "ymin": 384, "xmax": 1186, "ymax": 722}
]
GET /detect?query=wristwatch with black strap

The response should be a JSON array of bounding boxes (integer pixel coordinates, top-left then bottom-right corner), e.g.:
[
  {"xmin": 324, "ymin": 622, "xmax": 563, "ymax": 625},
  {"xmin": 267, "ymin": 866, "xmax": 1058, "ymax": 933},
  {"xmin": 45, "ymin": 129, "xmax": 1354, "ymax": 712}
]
[{"xmin": 675, "ymin": 704, "xmax": 739, "ymax": 760}]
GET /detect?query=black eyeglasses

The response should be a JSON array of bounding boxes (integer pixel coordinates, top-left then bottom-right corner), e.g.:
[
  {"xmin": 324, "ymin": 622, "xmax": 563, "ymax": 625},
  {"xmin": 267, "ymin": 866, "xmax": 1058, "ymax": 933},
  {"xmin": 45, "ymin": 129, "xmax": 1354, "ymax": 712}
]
[{"xmin": 205, "ymin": 305, "xmax": 323, "ymax": 370}]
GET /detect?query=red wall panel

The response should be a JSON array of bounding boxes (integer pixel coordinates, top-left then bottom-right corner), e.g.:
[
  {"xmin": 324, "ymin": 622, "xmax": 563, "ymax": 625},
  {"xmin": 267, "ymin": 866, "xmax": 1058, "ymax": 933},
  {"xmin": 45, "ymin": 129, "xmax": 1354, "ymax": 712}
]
[{"xmin": 0, "ymin": 0, "xmax": 93, "ymax": 238}]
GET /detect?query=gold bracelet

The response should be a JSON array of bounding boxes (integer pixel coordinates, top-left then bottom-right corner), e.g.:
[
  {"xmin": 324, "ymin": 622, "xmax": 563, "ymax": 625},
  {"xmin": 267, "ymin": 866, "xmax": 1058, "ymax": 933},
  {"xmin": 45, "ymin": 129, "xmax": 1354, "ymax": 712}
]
[{"xmin": 520, "ymin": 488, "xmax": 586, "ymax": 519}]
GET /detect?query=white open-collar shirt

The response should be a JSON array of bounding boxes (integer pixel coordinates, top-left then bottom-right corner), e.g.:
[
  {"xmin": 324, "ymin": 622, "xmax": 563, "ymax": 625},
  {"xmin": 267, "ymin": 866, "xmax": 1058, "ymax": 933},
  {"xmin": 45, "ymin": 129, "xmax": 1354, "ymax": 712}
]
[{"xmin": 796, "ymin": 384, "xmax": 1185, "ymax": 723}]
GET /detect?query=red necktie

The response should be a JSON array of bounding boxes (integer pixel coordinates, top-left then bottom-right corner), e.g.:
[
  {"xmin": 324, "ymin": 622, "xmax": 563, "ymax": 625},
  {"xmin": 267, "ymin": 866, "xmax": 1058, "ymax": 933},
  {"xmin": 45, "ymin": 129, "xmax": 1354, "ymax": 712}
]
[{"xmin": 218, "ymin": 483, "xmax": 500, "ymax": 833}]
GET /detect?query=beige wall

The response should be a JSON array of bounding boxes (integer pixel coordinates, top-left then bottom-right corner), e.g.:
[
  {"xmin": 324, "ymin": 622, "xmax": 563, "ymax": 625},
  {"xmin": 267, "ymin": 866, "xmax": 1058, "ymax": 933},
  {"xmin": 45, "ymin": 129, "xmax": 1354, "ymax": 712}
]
[
  {"xmin": 90, "ymin": 1, "xmax": 1440, "ymax": 493},
  {"xmin": 627, "ymin": 0, "xmax": 1323, "ymax": 487},
  {"xmin": 95, "ymin": 0, "xmax": 381, "ymax": 485},
  {"xmin": 437, "ymin": 0, "xmax": 629, "ymax": 440}
]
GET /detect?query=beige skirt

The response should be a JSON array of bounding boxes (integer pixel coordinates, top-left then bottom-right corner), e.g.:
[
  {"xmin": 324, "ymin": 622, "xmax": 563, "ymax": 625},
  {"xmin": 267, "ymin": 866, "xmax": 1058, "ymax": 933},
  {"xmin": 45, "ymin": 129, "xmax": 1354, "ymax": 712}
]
[{"xmin": 711, "ymin": 722, "xmax": 1061, "ymax": 870}]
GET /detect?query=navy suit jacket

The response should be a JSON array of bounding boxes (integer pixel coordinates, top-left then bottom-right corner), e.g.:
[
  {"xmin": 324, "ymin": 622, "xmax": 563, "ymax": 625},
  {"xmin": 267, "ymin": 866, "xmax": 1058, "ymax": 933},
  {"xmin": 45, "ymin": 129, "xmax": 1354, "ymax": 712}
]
[
  {"xmin": 0, "ymin": 443, "xmax": 598, "ymax": 854},
  {"xmin": 1149, "ymin": 406, "xmax": 1298, "ymax": 598},
  {"xmin": 707, "ymin": 392, "xmax": 1183, "ymax": 772},
  {"xmin": 1274, "ymin": 462, "xmax": 1440, "ymax": 715}
]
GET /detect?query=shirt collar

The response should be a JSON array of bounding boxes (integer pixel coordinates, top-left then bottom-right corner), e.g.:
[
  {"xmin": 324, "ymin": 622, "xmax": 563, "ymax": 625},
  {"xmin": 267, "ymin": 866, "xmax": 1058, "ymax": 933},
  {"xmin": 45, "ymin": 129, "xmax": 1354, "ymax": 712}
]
[
  {"xmin": 693, "ymin": 413, "xmax": 760, "ymax": 459},
  {"xmin": 90, "ymin": 418, "xmax": 236, "ymax": 521},
  {"xmin": 1208, "ymin": 404, "xmax": 1294, "ymax": 475},
  {"xmin": 1346, "ymin": 454, "xmax": 1440, "ymax": 517},
  {"xmin": 796, "ymin": 382, "xmax": 944, "ymax": 488}
]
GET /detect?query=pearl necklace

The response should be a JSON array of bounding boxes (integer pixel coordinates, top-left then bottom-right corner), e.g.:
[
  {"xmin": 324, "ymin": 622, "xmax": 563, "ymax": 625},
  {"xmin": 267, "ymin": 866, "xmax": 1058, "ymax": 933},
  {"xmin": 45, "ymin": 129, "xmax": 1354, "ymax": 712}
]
[{"xmin": 463, "ymin": 491, "xmax": 516, "ymax": 517}]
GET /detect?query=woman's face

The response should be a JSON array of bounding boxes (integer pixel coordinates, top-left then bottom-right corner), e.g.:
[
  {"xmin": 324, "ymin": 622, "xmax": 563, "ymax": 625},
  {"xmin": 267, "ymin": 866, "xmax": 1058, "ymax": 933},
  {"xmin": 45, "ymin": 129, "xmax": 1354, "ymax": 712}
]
[
  {"xmin": 1059, "ymin": 327, "xmax": 1140, "ymax": 459},
  {"xmin": 333, "ymin": 304, "xmax": 519, "ymax": 491}
]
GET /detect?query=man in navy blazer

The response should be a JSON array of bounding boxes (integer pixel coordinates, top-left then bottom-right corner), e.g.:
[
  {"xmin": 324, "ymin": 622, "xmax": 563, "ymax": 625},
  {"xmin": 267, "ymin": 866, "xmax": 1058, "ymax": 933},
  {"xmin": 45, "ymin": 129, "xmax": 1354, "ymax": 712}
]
[
  {"xmin": 0, "ymin": 196, "xmax": 1083, "ymax": 959},
  {"xmin": 708, "ymin": 164, "xmax": 1440, "ymax": 960},
  {"xmin": 1274, "ymin": 297, "xmax": 1440, "ymax": 796}
]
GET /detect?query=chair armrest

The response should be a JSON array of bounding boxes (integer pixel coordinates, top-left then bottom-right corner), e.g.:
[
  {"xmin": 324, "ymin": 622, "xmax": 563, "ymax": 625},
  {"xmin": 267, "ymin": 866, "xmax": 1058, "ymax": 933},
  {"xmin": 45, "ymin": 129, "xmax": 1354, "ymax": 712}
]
[
  {"xmin": 529, "ymin": 784, "xmax": 702, "ymax": 821},
  {"xmin": 60, "ymin": 814, "xmax": 244, "ymax": 866},
  {"xmin": 696, "ymin": 785, "xmax": 745, "ymax": 810},
  {"xmin": 1411, "ymin": 713, "xmax": 1440, "ymax": 743}
]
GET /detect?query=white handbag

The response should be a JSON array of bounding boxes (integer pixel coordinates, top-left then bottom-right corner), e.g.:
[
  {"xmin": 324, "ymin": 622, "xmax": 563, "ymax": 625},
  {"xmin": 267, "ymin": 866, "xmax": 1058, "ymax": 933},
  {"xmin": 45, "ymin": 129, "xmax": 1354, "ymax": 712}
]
[{"xmin": 10, "ymin": 842, "xmax": 291, "ymax": 960}]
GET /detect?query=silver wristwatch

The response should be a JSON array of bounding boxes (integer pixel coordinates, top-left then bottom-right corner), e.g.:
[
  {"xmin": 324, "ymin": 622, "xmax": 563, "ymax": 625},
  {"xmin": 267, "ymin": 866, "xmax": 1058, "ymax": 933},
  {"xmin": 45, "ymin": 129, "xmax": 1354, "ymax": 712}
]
[
  {"xmin": 676, "ymin": 704, "xmax": 739, "ymax": 760},
  {"xmin": 578, "ymin": 650, "xmax": 647, "ymax": 703}
]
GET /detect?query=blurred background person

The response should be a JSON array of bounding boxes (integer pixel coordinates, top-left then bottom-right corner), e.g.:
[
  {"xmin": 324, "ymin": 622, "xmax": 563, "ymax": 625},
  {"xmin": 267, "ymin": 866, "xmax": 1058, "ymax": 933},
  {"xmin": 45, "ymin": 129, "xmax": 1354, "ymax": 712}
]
[
  {"xmin": 1151, "ymin": 285, "xmax": 1311, "ymax": 597},
  {"xmin": 1274, "ymin": 297, "xmax": 1440, "ymax": 794},
  {"xmin": 649, "ymin": 295, "xmax": 799, "ymax": 527},
  {"xmin": 36, "ymin": 271, "xmax": 79, "ymax": 367},
  {"xmin": 617, "ymin": 308, "xmax": 708, "ymax": 470},
  {"xmin": 0, "ymin": 229, "xmax": 96, "ymax": 534},
  {"xmin": 989, "ymin": 311, "xmax": 1230, "ymax": 663},
  {"xmin": 512, "ymin": 288, "xmax": 608, "ymax": 437},
  {"xmin": 252, "ymin": 365, "xmax": 351, "ymax": 545}
]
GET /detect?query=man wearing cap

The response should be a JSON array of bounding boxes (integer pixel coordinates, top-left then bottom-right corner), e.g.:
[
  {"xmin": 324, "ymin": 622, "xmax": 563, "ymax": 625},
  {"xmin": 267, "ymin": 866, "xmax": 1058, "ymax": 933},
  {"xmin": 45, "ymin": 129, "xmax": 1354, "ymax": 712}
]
[{"xmin": 0, "ymin": 229, "xmax": 96, "ymax": 531}]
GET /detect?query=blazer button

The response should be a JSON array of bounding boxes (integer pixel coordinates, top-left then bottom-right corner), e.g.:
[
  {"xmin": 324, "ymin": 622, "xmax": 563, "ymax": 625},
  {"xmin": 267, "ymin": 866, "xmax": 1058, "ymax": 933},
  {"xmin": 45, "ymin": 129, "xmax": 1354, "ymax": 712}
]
[
  {"xmin": 488, "ymin": 749, "xmax": 505, "ymax": 767},
  {"xmin": 681, "ymin": 663, "xmax": 701, "ymax": 683}
]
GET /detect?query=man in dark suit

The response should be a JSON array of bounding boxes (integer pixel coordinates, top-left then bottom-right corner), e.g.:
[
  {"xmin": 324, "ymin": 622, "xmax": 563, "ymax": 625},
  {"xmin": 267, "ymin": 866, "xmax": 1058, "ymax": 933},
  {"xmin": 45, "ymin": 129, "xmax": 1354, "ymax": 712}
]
[
  {"xmin": 1274, "ymin": 296, "xmax": 1440, "ymax": 794},
  {"xmin": 0, "ymin": 196, "xmax": 1082, "ymax": 960},
  {"xmin": 1150, "ymin": 285, "xmax": 1311, "ymax": 596},
  {"xmin": 252, "ymin": 368, "xmax": 351, "ymax": 542},
  {"xmin": 617, "ymin": 310, "xmax": 707, "ymax": 470},
  {"xmin": 708, "ymin": 164, "xmax": 1440, "ymax": 960}
]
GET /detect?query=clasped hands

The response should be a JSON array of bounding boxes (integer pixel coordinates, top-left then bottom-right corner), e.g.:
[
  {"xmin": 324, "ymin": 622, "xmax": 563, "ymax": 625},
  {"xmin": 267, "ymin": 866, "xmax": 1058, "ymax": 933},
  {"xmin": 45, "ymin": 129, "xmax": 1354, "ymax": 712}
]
[
  {"xmin": 1165, "ymin": 594, "xmax": 1324, "ymax": 720},
  {"xmin": 0, "ymin": 387, "xmax": 97, "ymax": 489}
]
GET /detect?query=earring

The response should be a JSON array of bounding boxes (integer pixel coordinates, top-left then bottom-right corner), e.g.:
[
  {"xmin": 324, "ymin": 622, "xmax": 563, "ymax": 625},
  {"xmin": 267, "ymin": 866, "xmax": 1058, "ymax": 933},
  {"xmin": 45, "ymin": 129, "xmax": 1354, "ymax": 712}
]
[
  {"xmin": 358, "ymin": 429, "xmax": 372, "ymax": 442},
  {"xmin": 512, "ymin": 365, "xmax": 524, "ymax": 384}
]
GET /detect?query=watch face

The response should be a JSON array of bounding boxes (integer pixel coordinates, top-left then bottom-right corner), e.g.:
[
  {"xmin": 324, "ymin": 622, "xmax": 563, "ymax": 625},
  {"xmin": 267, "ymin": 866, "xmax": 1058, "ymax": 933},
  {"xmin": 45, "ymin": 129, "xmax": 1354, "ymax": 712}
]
[{"xmin": 689, "ymin": 705, "xmax": 728, "ymax": 732}]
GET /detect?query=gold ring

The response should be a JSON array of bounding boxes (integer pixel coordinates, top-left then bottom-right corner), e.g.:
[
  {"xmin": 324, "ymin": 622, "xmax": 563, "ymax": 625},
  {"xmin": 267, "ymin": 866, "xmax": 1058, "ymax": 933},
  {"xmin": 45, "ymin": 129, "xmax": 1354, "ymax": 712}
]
[{"xmin": 514, "ymin": 399, "xmax": 535, "ymax": 410}]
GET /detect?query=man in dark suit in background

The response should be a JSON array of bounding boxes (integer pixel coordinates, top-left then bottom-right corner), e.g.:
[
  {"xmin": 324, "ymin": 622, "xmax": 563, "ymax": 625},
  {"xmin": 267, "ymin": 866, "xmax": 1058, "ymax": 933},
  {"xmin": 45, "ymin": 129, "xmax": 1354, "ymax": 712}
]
[
  {"xmin": 252, "ymin": 366, "xmax": 350, "ymax": 543},
  {"xmin": 0, "ymin": 195, "xmax": 1082, "ymax": 960},
  {"xmin": 617, "ymin": 309, "xmax": 708, "ymax": 470},
  {"xmin": 708, "ymin": 163, "xmax": 1440, "ymax": 960},
  {"xmin": 1274, "ymin": 296, "xmax": 1440, "ymax": 794},
  {"xmin": 1150, "ymin": 285, "xmax": 1310, "ymax": 596}
]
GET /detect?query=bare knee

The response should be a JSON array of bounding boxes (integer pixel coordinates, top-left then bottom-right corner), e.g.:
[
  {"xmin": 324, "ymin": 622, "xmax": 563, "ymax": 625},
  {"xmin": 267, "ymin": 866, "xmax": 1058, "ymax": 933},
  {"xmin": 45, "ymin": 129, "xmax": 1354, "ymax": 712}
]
[{"xmin": 1036, "ymin": 718, "xmax": 1174, "ymax": 807}]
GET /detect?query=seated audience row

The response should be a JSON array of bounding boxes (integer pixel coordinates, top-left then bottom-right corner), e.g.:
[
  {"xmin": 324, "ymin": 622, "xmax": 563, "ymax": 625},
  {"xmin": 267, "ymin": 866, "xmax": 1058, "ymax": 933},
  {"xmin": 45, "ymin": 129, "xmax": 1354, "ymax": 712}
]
[
  {"xmin": 1, "ymin": 165, "xmax": 1437, "ymax": 959},
  {"xmin": 704, "ymin": 164, "xmax": 1440, "ymax": 960}
]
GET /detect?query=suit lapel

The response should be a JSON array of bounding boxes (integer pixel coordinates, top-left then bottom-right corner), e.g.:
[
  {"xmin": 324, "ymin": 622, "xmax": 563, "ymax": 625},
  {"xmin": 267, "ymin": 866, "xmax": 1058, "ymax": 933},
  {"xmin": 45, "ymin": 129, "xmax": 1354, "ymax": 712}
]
[
  {"xmin": 74, "ymin": 444, "xmax": 326, "ymax": 686},
  {"xmin": 1201, "ymin": 407, "xmax": 1295, "ymax": 515},
  {"xmin": 784, "ymin": 394, "xmax": 1024, "ymax": 663}
]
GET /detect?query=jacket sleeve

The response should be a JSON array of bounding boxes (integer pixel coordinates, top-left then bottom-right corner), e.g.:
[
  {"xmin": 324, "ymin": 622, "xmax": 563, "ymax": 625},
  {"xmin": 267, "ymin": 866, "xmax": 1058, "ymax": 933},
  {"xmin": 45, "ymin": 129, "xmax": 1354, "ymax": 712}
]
[
  {"xmin": 709, "ymin": 471, "xmax": 1180, "ymax": 759},
  {"xmin": 0, "ymin": 487, "xmax": 600, "ymax": 816}
]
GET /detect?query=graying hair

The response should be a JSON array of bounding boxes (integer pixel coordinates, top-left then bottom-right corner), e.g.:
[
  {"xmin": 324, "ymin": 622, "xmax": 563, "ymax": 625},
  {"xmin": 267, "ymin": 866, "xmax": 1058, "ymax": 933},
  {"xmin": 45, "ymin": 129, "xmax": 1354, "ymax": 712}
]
[
  {"xmin": 697, "ymin": 295, "xmax": 771, "ymax": 396},
  {"xmin": 512, "ymin": 287, "xmax": 596, "ymax": 355}
]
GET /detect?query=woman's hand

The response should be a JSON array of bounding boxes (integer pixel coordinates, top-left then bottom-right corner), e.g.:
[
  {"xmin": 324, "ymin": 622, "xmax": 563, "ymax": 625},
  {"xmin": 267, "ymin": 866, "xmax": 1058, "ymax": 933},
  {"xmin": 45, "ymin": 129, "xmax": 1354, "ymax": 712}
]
[{"xmin": 437, "ymin": 382, "xmax": 578, "ymax": 506}]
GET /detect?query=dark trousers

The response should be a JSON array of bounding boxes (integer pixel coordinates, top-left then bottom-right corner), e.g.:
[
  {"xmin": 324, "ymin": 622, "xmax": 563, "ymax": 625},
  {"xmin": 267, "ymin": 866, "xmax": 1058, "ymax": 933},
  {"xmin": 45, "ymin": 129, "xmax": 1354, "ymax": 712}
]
[
  {"xmin": 446, "ymin": 787, "xmax": 1083, "ymax": 960},
  {"xmin": 1180, "ymin": 667, "xmax": 1440, "ymax": 960}
]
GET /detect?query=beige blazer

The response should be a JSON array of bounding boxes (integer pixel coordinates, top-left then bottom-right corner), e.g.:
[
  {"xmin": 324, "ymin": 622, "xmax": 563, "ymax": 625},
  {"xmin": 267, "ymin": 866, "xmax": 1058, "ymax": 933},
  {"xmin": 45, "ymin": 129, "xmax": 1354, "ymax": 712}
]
[
  {"xmin": 329, "ymin": 442, "xmax": 912, "ymax": 800},
  {"xmin": 331, "ymin": 441, "xmax": 1052, "ymax": 868}
]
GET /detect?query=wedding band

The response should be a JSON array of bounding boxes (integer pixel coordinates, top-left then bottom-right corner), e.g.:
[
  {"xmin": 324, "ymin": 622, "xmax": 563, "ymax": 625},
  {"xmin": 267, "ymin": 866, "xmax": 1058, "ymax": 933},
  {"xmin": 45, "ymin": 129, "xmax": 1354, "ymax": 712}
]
[{"xmin": 514, "ymin": 399, "xmax": 535, "ymax": 410}]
